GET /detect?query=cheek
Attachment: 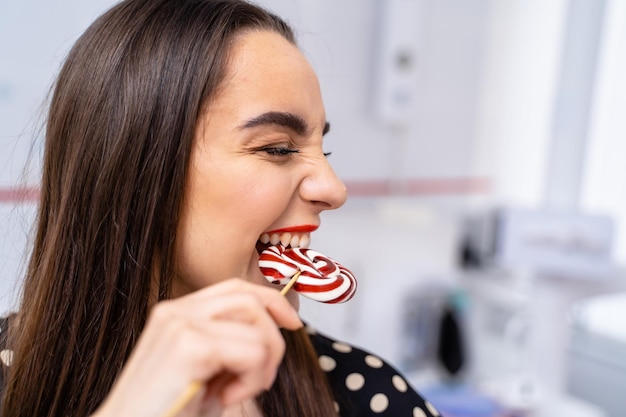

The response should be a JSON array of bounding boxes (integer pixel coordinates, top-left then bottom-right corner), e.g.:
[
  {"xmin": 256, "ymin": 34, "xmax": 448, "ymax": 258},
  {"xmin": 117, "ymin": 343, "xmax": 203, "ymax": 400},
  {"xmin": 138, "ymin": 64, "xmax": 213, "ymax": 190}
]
[
  {"xmin": 238, "ymin": 176, "xmax": 294, "ymax": 220},
  {"xmin": 175, "ymin": 142, "xmax": 298, "ymax": 289},
  {"xmin": 172, "ymin": 170, "xmax": 295, "ymax": 291}
]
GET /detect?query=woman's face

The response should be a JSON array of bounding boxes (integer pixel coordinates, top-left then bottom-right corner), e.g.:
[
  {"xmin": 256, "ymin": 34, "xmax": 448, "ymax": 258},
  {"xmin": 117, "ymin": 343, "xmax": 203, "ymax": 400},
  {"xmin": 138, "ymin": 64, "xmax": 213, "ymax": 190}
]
[{"xmin": 173, "ymin": 30, "xmax": 347, "ymax": 307}]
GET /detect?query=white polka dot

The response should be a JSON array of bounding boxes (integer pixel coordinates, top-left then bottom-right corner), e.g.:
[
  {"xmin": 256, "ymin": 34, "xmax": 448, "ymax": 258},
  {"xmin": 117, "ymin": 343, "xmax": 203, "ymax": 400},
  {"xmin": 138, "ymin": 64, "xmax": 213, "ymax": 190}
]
[
  {"xmin": 425, "ymin": 401, "xmax": 440, "ymax": 416},
  {"xmin": 1, "ymin": 349, "xmax": 14, "ymax": 366},
  {"xmin": 364, "ymin": 354, "xmax": 383, "ymax": 368},
  {"xmin": 345, "ymin": 373, "xmax": 365, "ymax": 391},
  {"xmin": 413, "ymin": 407, "xmax": 427, "ymax": 417},
  {"xmin": 333, "ymin": 401, "xmax": 340, "ymax": 413},
  {"xmin": 392, "ymin": 374, "xmax": 408, "ymax": 392},
  {"xmin": 318, "ymin": 355, "xmax": 336, "ymax": 372},
  {"xmin": 304, "ymin": 325, "xmax": 317, "ymax": 335},
  {"xmin": 332, "ymin": 342, "xmax": 352, "ymax": 353},
  {"xmin": 369, "ymin": 393, "xmax": 389, "ymax": 413}
]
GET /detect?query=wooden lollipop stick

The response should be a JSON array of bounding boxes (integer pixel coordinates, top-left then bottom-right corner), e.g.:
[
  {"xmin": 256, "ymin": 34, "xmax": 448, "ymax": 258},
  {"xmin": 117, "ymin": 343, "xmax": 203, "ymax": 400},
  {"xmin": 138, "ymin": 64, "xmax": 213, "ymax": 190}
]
[
  {"xmin": 279, "ymin": 270, "xmax": 301, "ymax": 296},
  {"xmin": 161, "ymin": 271, "xmax": 302, "ymax": 417},
  {"xmin": 163, "ymin": 381, "xmax": 202, "ymax": 417}
]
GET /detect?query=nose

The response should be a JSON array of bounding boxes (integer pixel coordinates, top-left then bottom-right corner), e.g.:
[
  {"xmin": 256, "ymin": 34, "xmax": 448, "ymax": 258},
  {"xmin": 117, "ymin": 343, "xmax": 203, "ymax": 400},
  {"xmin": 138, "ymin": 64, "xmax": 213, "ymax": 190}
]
[{"xmin": 300, "ymin": 157, "xmax": 347, "ymax": 210}]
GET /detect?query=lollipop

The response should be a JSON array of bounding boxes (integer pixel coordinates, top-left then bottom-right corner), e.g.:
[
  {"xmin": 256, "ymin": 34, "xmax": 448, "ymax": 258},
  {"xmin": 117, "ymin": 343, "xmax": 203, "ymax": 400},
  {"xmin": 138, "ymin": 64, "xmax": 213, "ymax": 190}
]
[{"xmin": 259, "ymin": 245, "xmax": 357, "ymax": 303}]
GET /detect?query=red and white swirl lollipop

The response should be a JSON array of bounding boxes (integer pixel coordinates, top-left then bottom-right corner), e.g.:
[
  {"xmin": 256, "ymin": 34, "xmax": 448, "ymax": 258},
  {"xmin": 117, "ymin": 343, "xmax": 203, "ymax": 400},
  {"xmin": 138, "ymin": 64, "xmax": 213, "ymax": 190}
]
[{"xmin": 259, "ymin": 245, "xmax": 357, "ymax": 303}]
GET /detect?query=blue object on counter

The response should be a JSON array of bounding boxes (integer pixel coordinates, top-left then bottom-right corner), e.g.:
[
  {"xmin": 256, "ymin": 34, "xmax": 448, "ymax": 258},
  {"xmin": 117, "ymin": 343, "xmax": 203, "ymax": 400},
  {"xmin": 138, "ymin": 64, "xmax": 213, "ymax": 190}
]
[{"xmin": 421, "ymin": 384, "xmax": 514, "ymax": 417}]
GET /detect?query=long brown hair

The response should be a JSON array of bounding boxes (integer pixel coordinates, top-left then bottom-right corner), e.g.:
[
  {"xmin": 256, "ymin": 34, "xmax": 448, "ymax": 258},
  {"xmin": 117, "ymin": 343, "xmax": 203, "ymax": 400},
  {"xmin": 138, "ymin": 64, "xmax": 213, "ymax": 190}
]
[{"xmin": 2, "ymin": 1, "xmax": 337, "ymax": 416}]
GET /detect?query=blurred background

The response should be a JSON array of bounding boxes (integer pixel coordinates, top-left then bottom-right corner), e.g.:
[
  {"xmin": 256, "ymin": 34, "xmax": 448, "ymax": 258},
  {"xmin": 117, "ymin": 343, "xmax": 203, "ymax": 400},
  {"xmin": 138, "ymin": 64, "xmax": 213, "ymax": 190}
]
[{"xmin": 1, "ymin": 0, "xmax": 625, "ymax": 416}]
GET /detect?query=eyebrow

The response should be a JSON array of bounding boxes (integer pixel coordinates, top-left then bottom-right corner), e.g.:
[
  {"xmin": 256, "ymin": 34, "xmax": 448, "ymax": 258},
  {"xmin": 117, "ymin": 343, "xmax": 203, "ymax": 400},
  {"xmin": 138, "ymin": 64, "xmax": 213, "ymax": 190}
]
[{"xmin": 240, "ymin": 111, "xmax": 330, "ymax": 136}]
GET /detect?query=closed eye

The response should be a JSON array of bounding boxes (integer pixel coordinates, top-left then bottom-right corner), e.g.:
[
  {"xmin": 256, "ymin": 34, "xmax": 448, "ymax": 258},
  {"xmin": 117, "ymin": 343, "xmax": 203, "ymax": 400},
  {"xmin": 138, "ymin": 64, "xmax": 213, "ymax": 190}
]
[{"xmin": 262, "ymin": 146, "xmax": 300, "ymax": 157}]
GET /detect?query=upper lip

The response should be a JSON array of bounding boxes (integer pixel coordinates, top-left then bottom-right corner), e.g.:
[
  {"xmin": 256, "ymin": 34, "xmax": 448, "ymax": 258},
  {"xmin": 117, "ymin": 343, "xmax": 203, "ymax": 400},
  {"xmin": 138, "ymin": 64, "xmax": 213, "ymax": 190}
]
[{"xmin": 264, "ymin": 225, "xmax": 318, "ymax": 234}]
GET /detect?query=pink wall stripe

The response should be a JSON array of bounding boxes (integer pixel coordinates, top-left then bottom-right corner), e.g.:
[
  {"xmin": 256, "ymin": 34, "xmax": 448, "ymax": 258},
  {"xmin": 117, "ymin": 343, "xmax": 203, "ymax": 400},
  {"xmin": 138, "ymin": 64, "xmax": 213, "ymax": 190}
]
[
  {"xmin": 0, "ymin": 186, "xmax": 40, "ymax": 203},
  {"xmin": 0, "ymin": 177, "xmax": 489, "ymax": 203},
  {"xmin": 343, "ymin": 177, "xmax": 491, "ymax": 197}
]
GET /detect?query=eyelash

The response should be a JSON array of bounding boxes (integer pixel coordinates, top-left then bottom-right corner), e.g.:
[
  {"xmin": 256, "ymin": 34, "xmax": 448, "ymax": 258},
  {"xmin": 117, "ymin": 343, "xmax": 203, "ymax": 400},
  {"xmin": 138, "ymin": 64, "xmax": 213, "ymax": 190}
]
[
  {"xmin": 262, "ymin": 146, "xmax": 299, "ymax": 157},
  {"xmin": 259, "ymin": 147, "xmax": 333, "ymax": 158}
]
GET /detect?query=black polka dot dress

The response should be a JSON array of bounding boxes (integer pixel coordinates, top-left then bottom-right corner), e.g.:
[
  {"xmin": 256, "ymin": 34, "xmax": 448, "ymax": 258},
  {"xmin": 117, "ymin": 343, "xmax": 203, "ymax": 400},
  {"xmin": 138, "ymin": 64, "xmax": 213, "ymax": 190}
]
[{"xmin": 306, "ymin": 325, "xmax": 440, "ymax": 417}]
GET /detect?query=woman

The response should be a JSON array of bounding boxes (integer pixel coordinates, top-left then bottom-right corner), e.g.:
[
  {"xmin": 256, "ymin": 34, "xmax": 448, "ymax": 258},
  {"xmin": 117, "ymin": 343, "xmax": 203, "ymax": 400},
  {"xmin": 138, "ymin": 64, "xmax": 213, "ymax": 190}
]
[{"xmin": 0, "ymin": 0, "xmax": 440, "ymax": 416}]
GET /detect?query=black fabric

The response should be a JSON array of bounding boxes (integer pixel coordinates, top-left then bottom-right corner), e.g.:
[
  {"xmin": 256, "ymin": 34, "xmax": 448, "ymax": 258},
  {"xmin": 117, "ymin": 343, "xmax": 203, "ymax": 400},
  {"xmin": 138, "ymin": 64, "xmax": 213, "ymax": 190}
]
[
  {"xmin": 308, "ymin": 326, "xmax": 440, "ymax": 417},
  {"xmin": 0, "ymin": 315, "xmax": 11, "ymax": 412}
]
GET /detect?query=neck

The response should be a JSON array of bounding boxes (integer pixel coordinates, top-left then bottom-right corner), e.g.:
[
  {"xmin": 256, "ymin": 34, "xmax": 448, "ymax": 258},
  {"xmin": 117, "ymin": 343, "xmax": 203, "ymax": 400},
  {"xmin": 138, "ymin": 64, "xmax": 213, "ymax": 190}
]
[{"xmin": 222, "ymin": 399, "xmax": 263, "ymax": 417}]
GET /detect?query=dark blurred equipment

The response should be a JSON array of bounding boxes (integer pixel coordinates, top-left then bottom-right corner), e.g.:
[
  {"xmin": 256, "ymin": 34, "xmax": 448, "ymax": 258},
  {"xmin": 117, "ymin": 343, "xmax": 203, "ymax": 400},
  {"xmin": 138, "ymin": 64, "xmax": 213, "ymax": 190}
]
[
  {"xmin": 437, "ymin": 304, "xmax": 465, "ymax": 376},
  {"xmin": 400, "ymin": 286, "xmax": 468, "ymax": 380}
]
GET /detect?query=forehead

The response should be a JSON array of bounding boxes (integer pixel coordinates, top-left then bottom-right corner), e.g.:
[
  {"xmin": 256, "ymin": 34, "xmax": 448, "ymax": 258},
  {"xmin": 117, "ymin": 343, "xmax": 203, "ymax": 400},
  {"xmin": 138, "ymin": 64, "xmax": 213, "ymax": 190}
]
[
  {"xmin": 228, "ymin": 29, "xmax": 314, "ymax": 82},
  {"xmin": 210, "ymin": 30, "xmax": 324, "ymax": 120}
]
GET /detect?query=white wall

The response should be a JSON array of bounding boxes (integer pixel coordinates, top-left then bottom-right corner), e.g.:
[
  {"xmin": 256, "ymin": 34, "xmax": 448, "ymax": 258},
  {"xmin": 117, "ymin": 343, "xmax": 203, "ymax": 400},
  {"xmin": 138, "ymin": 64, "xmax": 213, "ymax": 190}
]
[
  {"xmin": 0, "ymin": 0, "xmax": 116, "ymax": 187},
  {"xmin": 581, "ymin": 0, "xmax": 626, "ymax": 262},
  {"xmin": 0, "ymin": 204, "xmax": 35, "ymax": 313},
  {"xmin": 472, "ymin": 0, "xmax": 569, "ymax": 207}
]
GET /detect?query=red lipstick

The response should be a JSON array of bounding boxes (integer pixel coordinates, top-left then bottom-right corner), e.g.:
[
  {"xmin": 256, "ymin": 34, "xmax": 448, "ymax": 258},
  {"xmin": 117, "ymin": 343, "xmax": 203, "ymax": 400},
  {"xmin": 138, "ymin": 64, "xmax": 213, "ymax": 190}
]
[{"xmin": 265, "ymin": 225, "xmax": 318, "ymax": 234}]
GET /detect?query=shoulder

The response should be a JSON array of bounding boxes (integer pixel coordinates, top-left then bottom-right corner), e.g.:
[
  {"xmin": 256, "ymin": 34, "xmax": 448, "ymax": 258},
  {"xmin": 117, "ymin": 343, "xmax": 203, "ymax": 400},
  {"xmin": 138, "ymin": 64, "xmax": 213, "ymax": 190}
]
[{"xmin": 306, "ymin": 325, "xmax": 441, "ymax": 417}]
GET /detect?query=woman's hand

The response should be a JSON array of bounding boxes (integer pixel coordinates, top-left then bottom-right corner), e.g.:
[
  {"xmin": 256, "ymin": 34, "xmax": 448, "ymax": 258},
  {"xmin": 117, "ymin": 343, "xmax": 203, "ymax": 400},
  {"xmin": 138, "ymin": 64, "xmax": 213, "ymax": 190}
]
[{"xmin": 93, "ymin": 278, "xmax": 303, "ymax": 417}]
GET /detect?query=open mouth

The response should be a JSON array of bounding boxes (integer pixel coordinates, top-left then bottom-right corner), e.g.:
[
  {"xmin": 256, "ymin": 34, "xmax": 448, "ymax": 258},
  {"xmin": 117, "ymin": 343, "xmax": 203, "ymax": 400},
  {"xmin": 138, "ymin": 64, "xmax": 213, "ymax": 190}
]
[{"xmin": 255, "ymin": 232, "xmax": 311, "ymax": 255}]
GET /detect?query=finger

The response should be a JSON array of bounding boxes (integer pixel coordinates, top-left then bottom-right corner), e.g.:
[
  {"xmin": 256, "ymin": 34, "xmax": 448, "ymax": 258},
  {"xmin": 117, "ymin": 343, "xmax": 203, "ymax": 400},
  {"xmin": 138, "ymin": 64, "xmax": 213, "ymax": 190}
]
[
  {"xmin": 187, "ymin": 323, "xmax": 283, "ymax": 406},
  {"xmin": 191, "ymin": 320, "xmax": 284, "ymax": 388},
  {"xmin": 167, "ymin": 279, "xmax": 303, "ymax": 330},
  {"xmin": 154, "ymin": 290, "xmax": 292, "ymax": 368},
  {"xmin": 142, "ymin": 320, "xmax": 282, "ymax": 414},
  {"xmin": 146, "ymin": 293, "xmax": 287, "ymax": 384},
  {"xmin": 203, "ymin": 315, "xmax": 285, "ymax": 393}
]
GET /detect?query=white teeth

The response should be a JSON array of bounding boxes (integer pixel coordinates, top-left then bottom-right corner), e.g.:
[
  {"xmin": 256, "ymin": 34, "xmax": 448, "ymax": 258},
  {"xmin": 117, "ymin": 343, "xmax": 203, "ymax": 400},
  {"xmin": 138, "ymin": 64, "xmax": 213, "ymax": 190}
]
[
  {"xmin": 260, "ymin": 232, "xmax": 311, "ymax": 249},
  {"xmin": 280, "ymin": 233, "xmax": 292, "ymax": 246},
  {"xmin": 269, "ymin": 233, "xmax": 281, "ymax": 245}
]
